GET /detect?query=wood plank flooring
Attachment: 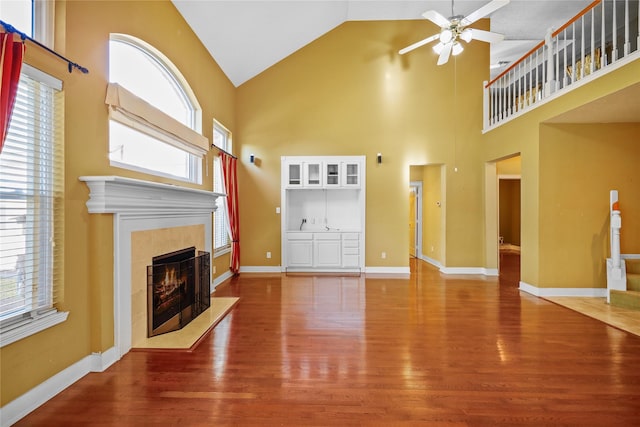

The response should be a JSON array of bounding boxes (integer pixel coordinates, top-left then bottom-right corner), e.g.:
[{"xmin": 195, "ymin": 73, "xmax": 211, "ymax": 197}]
[{"xmin": 15, "ymin": 256, "xmax": 640, "ymax": 426}]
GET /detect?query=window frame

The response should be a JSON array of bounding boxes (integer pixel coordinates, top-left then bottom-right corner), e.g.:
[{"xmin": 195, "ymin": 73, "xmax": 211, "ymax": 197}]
[
  {"xmin": 0, "ymin": 64, "xmax": 68, "ymax": 348},
  {"xmin": 108, "ymin": 34, "xmax": 205, "ymax": 184},
  {"xmin": 213, "ymin": 120, "xmax": 232, "ymax": 257}
]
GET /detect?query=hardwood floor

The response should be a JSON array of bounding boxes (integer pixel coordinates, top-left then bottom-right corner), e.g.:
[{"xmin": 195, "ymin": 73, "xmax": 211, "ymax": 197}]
[{"xmin": 16, "ymin": 258, "xmax": 640, "ymax": 426}]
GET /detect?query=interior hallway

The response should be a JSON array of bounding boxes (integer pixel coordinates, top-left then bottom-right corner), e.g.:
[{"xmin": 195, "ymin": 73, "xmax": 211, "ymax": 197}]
[{"xmin": 16, "ymin": 259, "xmax": 640, "ymax": 426}]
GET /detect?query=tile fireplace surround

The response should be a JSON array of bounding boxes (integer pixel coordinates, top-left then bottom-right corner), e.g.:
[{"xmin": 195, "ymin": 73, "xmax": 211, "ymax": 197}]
[{"xmin": 80, "ymin": 176, "xmax": 223, "ymax": 359}]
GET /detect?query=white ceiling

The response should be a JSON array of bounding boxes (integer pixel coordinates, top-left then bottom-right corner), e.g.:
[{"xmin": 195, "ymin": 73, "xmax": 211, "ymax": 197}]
[{"xmin": 172, "ymin": 0, "xmax": 593, "ymax": 87}]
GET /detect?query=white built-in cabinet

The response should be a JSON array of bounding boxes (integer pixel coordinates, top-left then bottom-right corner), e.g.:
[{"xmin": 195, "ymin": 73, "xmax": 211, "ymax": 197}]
[{"xmin": 281, "ymin": 156, "xmax": 365, "ymax": 272}]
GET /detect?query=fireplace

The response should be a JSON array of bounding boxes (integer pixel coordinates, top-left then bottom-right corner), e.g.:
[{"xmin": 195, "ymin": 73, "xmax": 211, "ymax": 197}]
[{"xmin": 147, "ymin": 247, "xmax": 211, "ymax": 337}]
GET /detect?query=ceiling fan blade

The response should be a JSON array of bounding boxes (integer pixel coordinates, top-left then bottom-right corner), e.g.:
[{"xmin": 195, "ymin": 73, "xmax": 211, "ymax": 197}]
[
  {"xmin": 399, "ymin": 34, "xmax": 439, "ymax": 55},
  {"xmin": 461, "ymin": 0, "xmax": 510, "ymax": 26},
  {"xmin": 468, "ymin": 29, "xmax": 505, "ymax": 44},
  {"xmin": 422, "ymin": 10, "xmax": 451, "ymax": 28},
  {"xmin": 437, "ymin": 42, "xmax": 453, "ymax": 65}
]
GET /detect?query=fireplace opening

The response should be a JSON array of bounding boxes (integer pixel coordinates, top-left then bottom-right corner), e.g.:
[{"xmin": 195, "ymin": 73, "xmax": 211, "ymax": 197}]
[{"xmin": 147, "ymin": 247, "xmax": 210, "ymax": 337}]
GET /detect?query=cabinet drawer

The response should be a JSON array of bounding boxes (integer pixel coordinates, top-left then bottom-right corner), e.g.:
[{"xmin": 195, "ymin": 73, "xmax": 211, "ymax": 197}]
[
  {"xmin": 342, "ymin": 239, "xmax": 359, "ymax": 248},
  {"xmin": 342, "ymin": 233, "xmax": 359, "ymax": 240},
  {"xmin": 288, "ymin": 232, "xmax": 313, "ymax": 240},
  {"xmin": 342, "ymin": 247, "xmax": 359, "ymax": 255},
  {"xmin": 314, "ymin": 232, "xmax": 341, "ymax": 240}
]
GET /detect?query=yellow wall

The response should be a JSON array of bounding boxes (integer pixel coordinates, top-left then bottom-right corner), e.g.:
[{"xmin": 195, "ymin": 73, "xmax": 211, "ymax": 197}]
[
  {"xmin": 1, "ymin": 0, "xmax": 235, "ymax": 406},
  {"xmin": 497, "ymin": 155, "xmax": 521, "ymax": 175},
  {"xmin": 538, "ymin": 123, "xmax": 640, "ymax": 288},
  {"xmin": 483, "ymin": 59, "xmax": 640, "ymax": 287},
  {"xmin": 236, "ymin": 19, "xmax": 490, "ymax": 269}
]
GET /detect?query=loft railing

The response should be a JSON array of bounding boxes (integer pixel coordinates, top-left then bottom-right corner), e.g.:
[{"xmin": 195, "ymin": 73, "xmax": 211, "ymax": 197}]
[{"xmin": 484, "ymin": 0, "xmax": 640, "ymax": 130}]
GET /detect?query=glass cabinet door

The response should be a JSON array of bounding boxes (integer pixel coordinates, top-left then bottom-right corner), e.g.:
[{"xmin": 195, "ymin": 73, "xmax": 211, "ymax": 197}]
[
  {"xmin": 325, "ymin": 162, "xmax": 340, "ymax": 186},
  {"xmin": 288, "ymin": 163, "xmax": 302, "ymax": 186},
  {"xmin": 342, "ymin": 162, "xmax": 360, "ymax": 187},
  {"xmin": 305, "ymin": 162, "xmax": 322, "ymax": 187}
]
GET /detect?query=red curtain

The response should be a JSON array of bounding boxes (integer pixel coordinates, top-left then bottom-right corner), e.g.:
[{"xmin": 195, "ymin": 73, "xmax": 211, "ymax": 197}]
[
  {"xmin": 0, "ymin": 33, "xmax": 25, "ymax": 154},
  {"xmin": 220, "ymin": 152, "xmax": 240, "ymax": 274}
]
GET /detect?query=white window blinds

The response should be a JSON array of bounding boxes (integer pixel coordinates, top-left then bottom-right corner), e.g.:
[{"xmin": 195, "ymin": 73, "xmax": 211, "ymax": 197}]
[
  {"xmin": 0, "ymin": 64, "xmax": 66, "ymax": 345},
  {"xmin": 213, "ymin": 121, "xmax": 231, "ymax": 252}
]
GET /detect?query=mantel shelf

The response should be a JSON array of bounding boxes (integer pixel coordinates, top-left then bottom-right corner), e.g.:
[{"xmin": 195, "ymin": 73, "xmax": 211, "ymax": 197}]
[{"xmin": 79, "ymin": 175, "xmax": 224, "ymax": 215}]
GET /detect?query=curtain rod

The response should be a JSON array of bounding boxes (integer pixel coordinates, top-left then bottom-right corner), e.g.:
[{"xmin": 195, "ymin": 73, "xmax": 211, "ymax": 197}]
[
  {"xmin": 212, "ymin": 145, "xmax": 237, "ymax": 159},
  {"xmin": 1, "ymin": 20, "xmax": 89, "ymax": 74}
]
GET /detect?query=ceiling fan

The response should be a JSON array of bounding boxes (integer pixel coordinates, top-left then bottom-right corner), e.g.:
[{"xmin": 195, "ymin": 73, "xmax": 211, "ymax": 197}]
[{"xmin": 399, "ymin": 0, "xmax": 510, "ymax": 65}]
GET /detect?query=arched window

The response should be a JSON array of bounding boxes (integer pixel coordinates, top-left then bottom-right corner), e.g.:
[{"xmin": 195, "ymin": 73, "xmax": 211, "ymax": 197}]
[{"xmin": 108, "ymin": 34, "xmax": 205, "ymax": 183}]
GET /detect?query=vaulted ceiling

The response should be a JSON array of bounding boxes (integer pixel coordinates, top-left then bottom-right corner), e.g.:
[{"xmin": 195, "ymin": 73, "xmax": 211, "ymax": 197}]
[{"xmin": 172, "ymin": 1, "xmax": 593, "ymax": 87}]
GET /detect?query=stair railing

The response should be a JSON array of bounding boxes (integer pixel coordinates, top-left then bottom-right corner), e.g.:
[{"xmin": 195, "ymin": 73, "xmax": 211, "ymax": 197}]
[{"xmin": 484, "ymin": 0, "xmax": 640, "ymax": 131}]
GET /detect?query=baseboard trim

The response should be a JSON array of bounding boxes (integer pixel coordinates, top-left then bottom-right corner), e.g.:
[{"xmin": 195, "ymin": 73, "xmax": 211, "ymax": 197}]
[
  {"xmin": 418, "ymin": 255, "xmax": 498, "ymax": 276},
  {"xmin": 440, "ymin": 266, "xmax": 499, "ymax": 276},
  {"xmin": 419, "ymin": 254, "xmax": 442, "ymax": 269},
  {"xmin": 238, "ymin": 266, "xmax": 283, "ymax": 274},
  {"xmin": 519, "ymin": 281, "xmax": 607, "ymax": 297},
  {"xmin": 2, "ymin": 347, "xmax": 118, "ymax": 426},
  {"xmin": 213, "ymin": 270, "xmax": 233, "ymax": 288},
  {"xmin": 364, "ymin": 266, "xmax": 410, "ymax": 278}
]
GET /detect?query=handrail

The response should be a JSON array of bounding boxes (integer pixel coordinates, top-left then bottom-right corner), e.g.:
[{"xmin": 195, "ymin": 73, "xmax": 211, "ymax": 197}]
[
  {"xmin": 486, "ymin": 0, "xmax": 602, "ymax": 88},
  {"xmin": 485, "ymin": 41, "xmax": 544, "ymax": 88},
  {"xmin": 484, "ymin": 0, "xmax": 639, "ymax": 130},
  {"xmin": 552, "ymin": 0, "xmax": 601, "ymax": 37}
]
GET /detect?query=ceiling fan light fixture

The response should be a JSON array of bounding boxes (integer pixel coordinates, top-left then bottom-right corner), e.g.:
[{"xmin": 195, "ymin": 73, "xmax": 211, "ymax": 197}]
[
  {"xmin": 460, "ymin": 29, "xmax": 473, "ymax": 43},
  {"xmin": 452, "ymin": 42, "xmax": 464, "ymax": 56},
  {"xmin": 433, "ymin": 42, "xmax": 445, "ymax": 54},
  {"xmin": 439, "ymin": 29, "xmax": 453, "ymax": 43}
]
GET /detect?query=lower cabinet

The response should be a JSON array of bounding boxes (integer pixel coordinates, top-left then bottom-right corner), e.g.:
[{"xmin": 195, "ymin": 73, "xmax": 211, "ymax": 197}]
[
  {"xmin": 313, "ymin": 233, "xmax": 341, "ymax": 267},
  {"xmin": 286, "ymin": 233, "xmax": 313, "ymax": 267},
  {"xmin": 286, "ymin": 232, "xmax": 361, "ymax": 270}
]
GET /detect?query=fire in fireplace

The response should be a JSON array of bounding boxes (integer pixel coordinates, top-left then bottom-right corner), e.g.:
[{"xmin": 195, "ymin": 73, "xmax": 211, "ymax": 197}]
[{"xmin": 147, "ymin": 247, "xmax": 210, "ymax": 337}]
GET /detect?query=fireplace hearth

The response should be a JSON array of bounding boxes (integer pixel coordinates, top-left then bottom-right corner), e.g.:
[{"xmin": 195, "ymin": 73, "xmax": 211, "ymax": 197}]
[{"xmin": 147, "ymin": 247, "xmax": 210, "ymax": 337}]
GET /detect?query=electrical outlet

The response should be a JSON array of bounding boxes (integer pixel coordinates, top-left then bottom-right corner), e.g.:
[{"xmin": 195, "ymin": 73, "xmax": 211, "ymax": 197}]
[
  {"xmin": 276, "ymin": 207, "xmax": 280, "ymax": 214},
  {"xmin": 213, "ymin": 266, "xmax": 216, "ymax": 274},
  {"xmin": 381, "ymin": 252, "xmax": 386, "ymax": 259},
  {"xmin": 266, "ymin": 252, "xmax": 272, "ymax": 259}
]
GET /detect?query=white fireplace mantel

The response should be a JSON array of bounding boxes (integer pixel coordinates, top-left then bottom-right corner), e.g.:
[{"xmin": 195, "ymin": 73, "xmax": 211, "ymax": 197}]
[
  {"xmin": 79, "ymin": 175, "xmax": 224, "ymax": 214},
  {"xmin": 80, "ymin": 176, "xmax": 223, "ymax": 359}
]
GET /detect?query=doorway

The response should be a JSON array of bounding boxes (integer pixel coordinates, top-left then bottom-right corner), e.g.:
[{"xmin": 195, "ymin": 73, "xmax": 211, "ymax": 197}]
[
  {"xmin": 496, "ymin": 155, "xmax": 521, "ymax": 281},
  {"xmin": 498, "ymin": 176, "xmax": 521, "ymax": 281},
  {"xmin": 409, "ymin": 182, "xmax": 422, "ymax": 259}
]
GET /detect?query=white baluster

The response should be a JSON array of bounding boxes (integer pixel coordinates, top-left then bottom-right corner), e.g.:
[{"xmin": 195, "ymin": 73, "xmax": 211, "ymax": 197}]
[
  {"xmin": 613, "ymin": 0, "xmax": 618, "ymax": 60},
  {"xmin": 590, "ymin": 7, "xmax": 595, "ymax": 74},
  {"xmin": 624, "ymin": 0, "xmax": 630, "ymax": 55},
  {"xmin": 572, "ymin": 22, "xmax": 576, "ymax": 83},
  {"xmin": 581, "ymin": 15, "xmax": 585, "ymax": 79},
  {"xmin": 601, "ymin": 0, "xmax": 606, "ymax": 68},
  {"xmin": 483, "ymin": 81, "xmax": 489, "ymax": 130}
]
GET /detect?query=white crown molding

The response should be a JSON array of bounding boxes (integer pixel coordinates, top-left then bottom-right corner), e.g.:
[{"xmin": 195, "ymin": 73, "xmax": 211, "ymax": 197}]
[{"xmin": 79, "ymin": 175, "xmax": 223, "ymax": 215}]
